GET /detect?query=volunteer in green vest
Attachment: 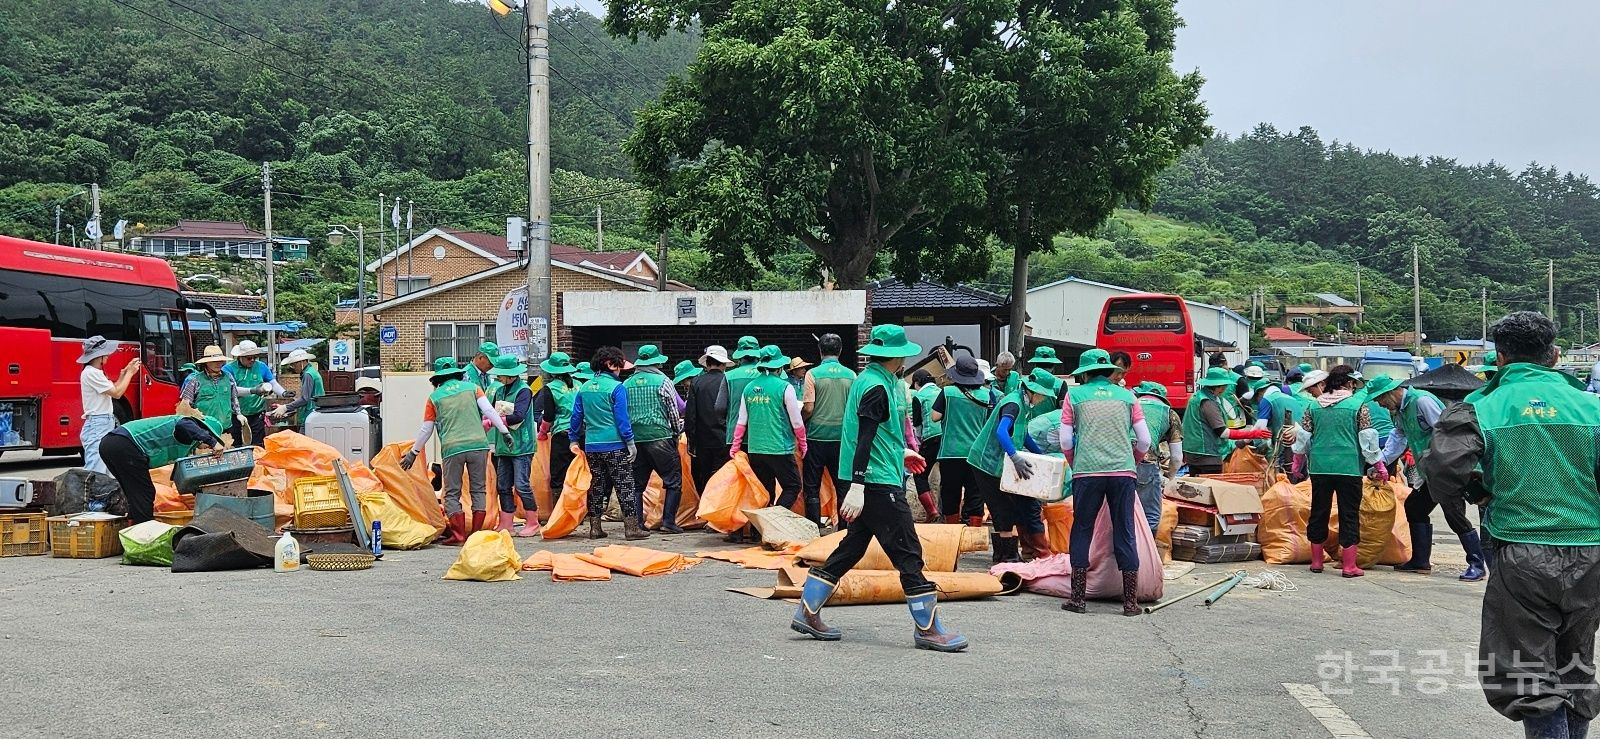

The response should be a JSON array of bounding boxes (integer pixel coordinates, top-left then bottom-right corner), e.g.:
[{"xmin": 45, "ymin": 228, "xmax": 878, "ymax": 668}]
[
  {"xmin": 490, "ymin": 354, "xmax": 541, "ymax": 538},
  {"xmin": 672, "ymin": 359, "xmax": 701, "ymax": 404},
  {"xmin": 909, "ymin": 369, "xmax": 944, "ymax": 523},
  {"xmin": 931, "ymin": 355, "xmax": 994, "ymax": 526},
  {"xmin": 268, "ymin": 348, "xmax": 324, "ymax": 431},
  {"xmin": 99, "ymin": 414, "xmax": 226, "ymax": 524},
  {"xmin": 223, "ymin": 340, "xmax": 283, "ymax": 449},
  {"xmin": 1427, "ymin": 312, "xmax": 1600, "ymax": 739},
  {"xmin": 792, "ymin": 325, "xmax": 966, "ymax": 652},
  {"xmin": 626, "ymin": 345, "xmax": 687, "ymax": 533},
  {"xmin": 1352, "ymin": 372, "xmax": 1396, "ymax": 447},
  {"xmin": 1059, "ymin": 350, "xmax": 1153, "ymax": 616},
  {"xmin": 991, "ymin": 351, "xmax": 1020, "ymax": 395},
  {"xmin": 569, "ymin": 346, "xmax": 648, "ymax": 541},
  {"xmin": 1182, "ymin": 367, "xmax": 1270, "ymax": 474},
  {"xmin": 1251, "ymin": 373, "xmax": 1307, "ymax": 469},
  {"xmin": 1287, "ymin": 362, "xmax": 1316, "ymax": 395},
  {"xmin": 1371, "ymin": 376, "xmax": 1482, "ymax": 579},
  {"xmin": 721, "ymin": 335, "xmax": 763, "ymax": 447},
  {"xmin": 401, "ymin": 358, "xmax": 513, "ymax": 545},
  {"xmin": 732, "ymin": 345, "xmax": 810, "ymax": 521},
  {"xmin": 1134, "ymin": 381, "xmax": 1183, "ymax": 534},
  {"xmin": 801, "ymin": 333, "xmax": 856, "ymax": 527},
  {"xmin": 534, "ymin": 352, "xmax": 581, "ymax": 507},
  {"xmin": 179, "ymin": 345, "xmax": 243, "ymax": 446},
  {"xmin": 1027, "ymin": 346, "xmax": 1063, "ymax": 374},
  {"xmin": 464, "ymin": 341, "xmax": 500, "ymax": 394},
  {"xmin": 967, "ymin": 367, "xmax": 1058, "ymax": 564},
  {"xmin": 1291, "ymin": 365, "xmax": 1386, "ymax": 578}
]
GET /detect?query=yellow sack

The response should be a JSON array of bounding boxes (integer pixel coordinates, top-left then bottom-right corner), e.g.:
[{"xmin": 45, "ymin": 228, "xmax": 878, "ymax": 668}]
[
  {"xmin": 1327, "ymin": 478, "xmax": 1401, "ymax": 569},
  {"xmin": 443, "ymin": 530, "xmax": 523, "ymax": 582},
  {"xmin": 359, "ymin": 491, "xmax": 439, "ymax": 550}
]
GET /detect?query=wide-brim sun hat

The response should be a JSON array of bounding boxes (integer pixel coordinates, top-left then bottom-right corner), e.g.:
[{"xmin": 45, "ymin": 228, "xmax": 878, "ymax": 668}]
[
  {"xmin": 634, "ymin": 344, "xmax": 669, "ymax": 366},
  {"xmin": 430, "ymin": 357, "xmax": 467, "ymax": 379},
  {"xmin": 732, "ymin": 336, "xmax": 761, "ymax": 360},
  {"xmin": 757, "ymin": 345, "xmax": 789, "ymax": 370},
  {"xmin": 1242, "ymin": 365, "xmax": 1266, "ymax": 380},
  {"xmin": 1134, "ymin": 380, "xmax": 1169, "ymax": 401},
  {"xmin": 478, "ymin": 342, "xmax": 500, "ymax": 358},
  {"xmin": 1028, "ymin": 346, "xmax": 1063, "ymax": 366},
  {"xmin": 279, "ymin": 348, "xmax": 315, "ymax": 366},
  {"xmin": 230, "ymin": 340, "xmax": 267, "ymax": 358},
  {"xmin": 672, "ymin": 360, "xmax": 703, "ymax": 385},
  {"xmin": 1070, "ymin": 348, "xmax": 1119, "ymax": 376},
  {"xmin": 194, "ymin": 344, "xmax": 230, "ymax": 365},
  {"xmin": 787, "ymin": 356, "xmax": 812, "ymax": 372},
  {"xmin": 976, "ymin": 359, "xmax": 995, "ymax": 381},
  {"xmin": 1248, "ymin": 376, "xmax": 1275, "ymax": 393},
  {"xmin": 1197, "ymin": 367, "xmax": 1236, "ymax": 389},
  {"xmin": 1364, "ymin": 375, "xmax": 1401, "ymax": 399},
  {"xmin": 945, "ymin": 355, "xmax": 985, "ymax": 385},
  {"xmin": 489, "ymin": 354, "xmax": 528, "ymax": 377},
  {"xmin": 574, "ymin": 362, "xmax": 595, "ymax": 381},
  {"xmin": 1022, "ymin": 368, "xmax": 1060, "ymax": 397},
  {"xmin": 1300, "ymin": 369, "xmax": 1330, "ymax": 389},
  {"xmin": 859, "ymin": 324, "xmax": 922, "ymax": 358},
  {"xmin": 540, "ymin": 352, "xmax": 575, "ymax": 375},
  {"xmin": 700, "ymin": 345, "xmax": 732, "ymax": 367},
  {"xmin": 76, "ymin": 336, "xmax": 117, "ymax": 365}
]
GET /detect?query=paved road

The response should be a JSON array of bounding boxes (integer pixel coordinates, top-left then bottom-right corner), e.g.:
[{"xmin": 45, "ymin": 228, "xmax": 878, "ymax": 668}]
[{"xmin": 4, "ymin": 522, "xmax": 1506, "ymax": 738}]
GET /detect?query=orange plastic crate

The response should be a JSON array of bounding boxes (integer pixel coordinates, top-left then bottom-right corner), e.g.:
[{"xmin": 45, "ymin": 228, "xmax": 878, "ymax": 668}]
[{"xmin": 1, "ymin": 512, "xmax": 47, "ymax": 557}]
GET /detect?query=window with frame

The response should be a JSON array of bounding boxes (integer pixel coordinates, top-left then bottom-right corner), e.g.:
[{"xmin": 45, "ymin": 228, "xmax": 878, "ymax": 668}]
[
  {"xmin": 426, "ymin": 322, "xmax": 497, "ymax": 364},
  {"xmin": 395, "ymin": 276, "xmax": 432, "ymax": 296}
]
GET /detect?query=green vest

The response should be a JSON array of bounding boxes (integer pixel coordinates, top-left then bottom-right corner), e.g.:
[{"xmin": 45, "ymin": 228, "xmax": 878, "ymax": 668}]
[
  {"xmin": 430, "ymin": 380, "xmax": 489, "ymax": 459},
  {"xmin": 1182, "ymin": 392, "xmax": 1230, "ymax": 460},
  {"xmin": 123, "ymin": 415, "xmax": 205, "ymax": 469},
  {"xmin": 1070, "ymin": 378, "xmax": 1138, "ymax": 475},
  {"xmin": 1467, "ymin": 363, "xmax": 1600, "ymax": 546},
  {"xmin": 624, "ymin": 369, "xmax": 673, "ymax": 442},
  {"xmin": 1395, "ymin": 388, "xmax": 1441, "ymax": 459},
  {"xmin": 547, "ymin": 380, "xmax": 577, "ymax": 435},
  {"xmin": 297, "ymin": 366, "xmax": 324, "ymax": 427},
  {"xmin": 993, "ymin": 372, "xmax": 1020, "ymax": 396},
  {"xmin": 837, "ymin": 362, "xmax": 909, "ymax": 486},
  {"xmin": 577, "ymin": 373, "xmax": 624, "ymax": 447},
  {"xmin": 914, "ymin": 384, "xmax": 943, "ymax": 440},
  {"xmin": 1027, "ymin": 408, "xmax": 1062, "ymax": 453},
  {"xmin": 227, "ymin": 361, "xmax": 267, "ymax": 416},
  {"xmin": 1362, "ymin": 393, "xmax": 1395, "ymax": 439},
  {"xmin": 189, "ymin": 371, "xmax": 235, "ymax": 425},
  {"xmin": 938, "ymin": 385, "xmax": 993, "ymax": 459},
  {"xmin": 805, "ymin": 359, "xmax": 856, "ymax": 442},
  {"xmin": 493, "ymin": 380, "xmax": 537, "ymax": 457},
  {"xmin": 742, "ymin": 374, "xmax": 797, "ymax": 455},
  {"xmin": 724, "ymin": 364, "xmax": 762, "ymax": 444},
  {"xmin": 1140, "ymin": 399, "xmax": 1172, "ymax": 448},
  {"xmin": 465, "ymin": 363, "xmax": 493, "ymax": 394},
  {"xmin": 968, "ymin": 392, "xmax": 1033, "ymax": 478},
  {"xmin": 1306, "ymin": 395, "xmax": 1363, "ymax": 476},
  {"xmin": 1262, "ymin": 389, "xmax": 1306, "ymax": 437}
]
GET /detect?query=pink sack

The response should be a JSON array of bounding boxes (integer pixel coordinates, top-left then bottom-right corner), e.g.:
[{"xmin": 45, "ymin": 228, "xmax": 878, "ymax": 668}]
[{"xmin": 990, "ymin": 495, "xmax": 1164, "ymax": 602}]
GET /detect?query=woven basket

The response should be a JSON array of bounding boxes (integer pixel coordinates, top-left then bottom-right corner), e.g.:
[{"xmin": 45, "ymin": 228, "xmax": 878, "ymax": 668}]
[{"xmin": 305, "ymin": 552, "xmax": 374, "ymax": 571}]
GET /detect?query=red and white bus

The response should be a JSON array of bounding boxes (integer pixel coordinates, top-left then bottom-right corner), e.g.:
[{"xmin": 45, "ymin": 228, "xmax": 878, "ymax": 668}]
[
  {"xmin": 1096, "ymin": 293, "xmax": 1201, "ymax": 408},
  {"xmin": 0, "ymin": 235, "xmax": 219, "ymax": 458}
]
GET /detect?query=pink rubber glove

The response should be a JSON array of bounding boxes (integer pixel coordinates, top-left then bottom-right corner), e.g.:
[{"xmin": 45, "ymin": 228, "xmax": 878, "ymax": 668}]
[
  {"xmin": 1226, "ymin": 428, "xmax": 1271, "ymax": 441},
  {"xmin": 793, "ymin": 426, "xmax": 808, "ymax": 459},
  {"xmin": 537, "ymin": 421, "xmax": 551, "ymax": 441},
  {"xmin": 904, "ymin": 449, "xmax": 927, "ymax": 475},
  {"xmin": 730, "ymin": 423, "xmax": 746, "ymax": 458},
  {"xmin": 1291, "ymin": 454, "xmax": 1307, "ymax": 482},
  {"xmin": 1369, "ymin": 461, "xmax": 1390, "ymax": 483}
]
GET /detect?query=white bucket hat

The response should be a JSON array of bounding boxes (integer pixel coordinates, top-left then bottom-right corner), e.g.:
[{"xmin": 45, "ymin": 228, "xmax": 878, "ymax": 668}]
[
  {"xmin": 194, "ymin": 345, "xmax": 230, "ymax": 365},
  {"xmin": 699, "ymin": 345, "xmax": 732, "ymax": 367},
  {"xmin": 1299, "ymin": 369, "xmax": 1329, "ymax": 389},
  {"xmin": 76, "ymin": 336, "xmax": 117, "ymax": 365},
  {"xmin": 279, "ymin": 348, "xmax": 316, "ymax": 366},
  {"xmin": 230, "ymin": 340, "xmax": 267, "ymax": 358},
  {"xmin": 355, "ymin": 377, "xmax": 382, "ymax": 392},
  {"xmin": 976, "ymin": 359, "xmax": 996, "ymax": 381}
]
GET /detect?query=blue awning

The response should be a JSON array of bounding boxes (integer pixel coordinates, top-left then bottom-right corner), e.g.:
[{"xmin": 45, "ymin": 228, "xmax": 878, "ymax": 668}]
[
  {"xmin": 275, "ymin": 338, "xmax": 326, "ymax": 353},
  {"xmin": 187, "ymin": 321, "xmax": 306, "ymax": 334}
]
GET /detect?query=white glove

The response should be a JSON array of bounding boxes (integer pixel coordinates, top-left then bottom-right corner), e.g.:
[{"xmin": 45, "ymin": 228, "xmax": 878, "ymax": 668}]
[
  {"xmin": 256, "ymin": 383, "xmax": 273, "ymax": 396},
  {"xmin": 839, "ymin": 483, "xmax": 865, "ymax": 521}
]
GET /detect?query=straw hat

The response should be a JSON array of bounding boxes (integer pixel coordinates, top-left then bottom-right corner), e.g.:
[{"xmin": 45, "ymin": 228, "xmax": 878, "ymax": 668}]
[
  {"xmin": 194, "ymin": 345, "xmax": 230, "ymax": 365},
  {"xmin": 230, "ymin": 340, "xmax": 267, "ymax": 358},
  {"xmin": 787, "ymin": 356, "xmax": 812, "ymax": 372},
  {"xmin": 279, "ymin": 348, "xmax": 315, "ymax": 367}
]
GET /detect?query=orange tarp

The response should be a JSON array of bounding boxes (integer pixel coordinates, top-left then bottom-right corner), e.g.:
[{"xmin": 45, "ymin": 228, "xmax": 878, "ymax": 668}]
[
  {"xmin": 795, "ymin": 524, "xmax": 986, "ymax": 572},
  {"xmin": 574, "ymin": 545, "xmax": 701, "ymax": 577},
  {"xmin": 696, "ymin": 545, "xmax": 800, "ymax": 570},
  {"xmin": 370, "ymin": 442, "xmax": 447, "ymax": 530},
  {"xmin": 522, "ymin": 550, "xmax": 555, "ymax": 571},
  {"xmin": 643, "ymin": 436, "xmax": 706, "ymax": 529},
  {"xmin": 542, "ymin": 453, "xmax": 591, "ymax": 539},
  {"xmin": 551, "ymin": 553, "xmax": 611, "ymax": 582}
]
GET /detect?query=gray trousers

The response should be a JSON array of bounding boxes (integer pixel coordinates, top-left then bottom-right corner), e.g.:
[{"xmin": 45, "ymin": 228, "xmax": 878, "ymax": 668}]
[
  {"xmin": 1480, "ymin": 541, "xmax": 1600, "ymax": 721},
  {"xmin": 442, "ymin": 450, "xmax": 489, "ymax": 515}
]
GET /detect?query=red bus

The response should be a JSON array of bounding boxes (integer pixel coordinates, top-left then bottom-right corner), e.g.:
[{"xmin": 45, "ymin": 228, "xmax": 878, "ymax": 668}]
[
  {"xmin": 0, "ymin": 235, "xmax": 219, "ymax": 458},
  {"xmin": 1096, "ymin": 293, "xmax": 1201, "ymax": 408}
]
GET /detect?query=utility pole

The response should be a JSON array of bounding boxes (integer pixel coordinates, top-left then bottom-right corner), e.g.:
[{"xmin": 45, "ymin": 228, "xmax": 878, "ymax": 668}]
[
  {"xmin": 596, "ymin": 205, "xmax": 603, "ymax": 251},
  {"xmin": 1412, "ymin": 243, "xmax": 1422, "ymax": 356},
  {"xmin": 656, "ymin": 231, "xmax": 668, "ymax": 291},
  {"xmin": 1354, "ymin": 265, "xmax": 1363, "ymax": 324},
  {"xmin": 376, "ymin": 194, "xmax": 385, "ymax": 301},
  {"xmin": 525, "ymin": 0, "xmax": 552, "ymax": 361},
  {"xmin": 53, "ymin": 204, "xmax": 62, "ymax": 245},
  {"xmin": 89, "ymin": 183, "xmax": 101, "ymax": 250},
  {"xmin": 1481, "ymin": 287, "xmax": 1487, "ymax": 346},
  {"xmin": 262, "ymin": 162, "xmax": 277, "ymax": 367},
  {"xmin": 1548, "ymin": 258, "xmax": 1556, "ymax": 320},
  {"xmin": 357, "ymin": 224, "xmax": 366, "ymax": 367}
]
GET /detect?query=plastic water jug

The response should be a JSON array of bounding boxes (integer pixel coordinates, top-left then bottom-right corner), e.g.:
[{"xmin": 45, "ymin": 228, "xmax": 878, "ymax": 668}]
[{"xmin": 274, "ymin": 532, "xmax": 301, "ymax": 572}]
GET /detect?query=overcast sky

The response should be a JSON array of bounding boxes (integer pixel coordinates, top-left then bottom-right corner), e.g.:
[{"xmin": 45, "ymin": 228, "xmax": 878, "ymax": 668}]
[{"xmin": 1173, "ymin": 0, "xmax": 1600, "ymax": 177}]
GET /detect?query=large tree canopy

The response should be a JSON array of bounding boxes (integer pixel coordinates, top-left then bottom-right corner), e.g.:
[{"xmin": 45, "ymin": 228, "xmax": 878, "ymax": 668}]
[{"xmin": 611, "ymin": 0, "xmax": 1208, "ymax": 288}]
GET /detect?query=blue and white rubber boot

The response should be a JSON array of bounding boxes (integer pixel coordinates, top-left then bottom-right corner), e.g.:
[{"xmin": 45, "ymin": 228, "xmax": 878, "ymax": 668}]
[
  {"xmin": 791, "ymin": 573, "xmax": 842, "ymax": 640},
  {"xmin": 907, "ymin": 592, "xmax": 969, "ymax": 652}
]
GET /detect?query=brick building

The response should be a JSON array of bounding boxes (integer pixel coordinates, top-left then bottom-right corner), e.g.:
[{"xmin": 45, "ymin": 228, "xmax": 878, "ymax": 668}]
[{"xmin": 364, "ymin": 227, "xmax": 662, "ymax": 300}]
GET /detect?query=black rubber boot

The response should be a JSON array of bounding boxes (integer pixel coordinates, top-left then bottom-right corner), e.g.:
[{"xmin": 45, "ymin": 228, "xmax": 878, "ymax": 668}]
[
  {"xmin": 990, "ymin": 534, "xmax": 1020, "ymax": 565},
  {"xmin": 1395, "ymin": 521, "xmax": 1432, "ymax": 573}
]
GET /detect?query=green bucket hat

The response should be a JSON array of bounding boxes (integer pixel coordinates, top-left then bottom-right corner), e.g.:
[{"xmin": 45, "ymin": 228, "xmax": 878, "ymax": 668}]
[
  {"xmin": 431, "ymin": 357, "xmax": 467, "ymax": 379},
  {"xmin": 634, "ymin": 344, "xmax": 669, "ymax": 366},
  {"xmin": 1028, "ymin": 346, "xmax": 1063, "ymax": 366},
  {"xmin": 1364, "ymin": 375, "xmax": 1401, "ymax": 399},
  {"xmin": 758, "ymin": 344, "xmax": 789, "ymax": 370},
  {"xmin": 1296, "ymin": 363, "xmax": 1315, "ymax": 374},
  {"xmin": 1070, "ymin": 348, "xmax": 1119, "ymax": 376},
  {"xmin": 672, "ymin": 359, "xmax": 702, "ymax": 385},
  {"xmin": 540, "ymin": 351, "xmax": 575, "ymax": 375},
  {"xmin": 1022, "ymin": 367, "xmax": 1060, "ymax": 397},
  {"xmin": 574, "ymin": 362, "xmax": 594, "ymax": 382},
  {"xmin": 1197, "ymin": 366, "xmax": 1236, "ymax": 389},
  {"xmin": 478, "ymin": 342, "xmax": 501, "ymax": 359},
  {"xmin": 1248, "ymin": 376, "xmax": 1275, "ymax": 393},
  {"xmin": 489, "ymin": 354, "xmax": 528, "ymax": 378},
  {"xmin": 859, "ymin": 324, "xmax": 922, "ymax": 358},
  {"xmin": 1134, "ymin": 380, "xmax": 1168, "ymax": 401},
  {"xmin": 1482, "ymin": 350, "xmax": 1497, "ymax": 366},
  {"xmin": 200, "ymin": 415, "xmax": 226, "ymax": 440},
  {"xmin": 732, "ymin": 336, "xmax": 761, "ymax": 360}
]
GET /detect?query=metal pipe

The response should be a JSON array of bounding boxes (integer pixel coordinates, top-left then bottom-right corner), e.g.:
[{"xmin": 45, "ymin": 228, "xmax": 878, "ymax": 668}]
[
  {"xmin": 1203, "ymin": 570, "xmax": 1248, "ymax": 607},
  {"xmin": 1143, "ymin": 575, "xmax": 1233, "ymax": 614}
]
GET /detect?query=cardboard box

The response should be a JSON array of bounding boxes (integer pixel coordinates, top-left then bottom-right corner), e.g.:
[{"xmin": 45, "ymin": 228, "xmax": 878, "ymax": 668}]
[
  {"xmin": 1167, "ymin": 476, "xmax": 1256, "ymax": 507},
  {"xmin": 1168, "ymin": 478, "xmax": 1264, "ymax": 537}
]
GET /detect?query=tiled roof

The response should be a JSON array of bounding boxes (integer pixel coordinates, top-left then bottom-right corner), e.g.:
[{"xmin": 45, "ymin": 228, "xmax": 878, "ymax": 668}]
[
  {"xmin": 184, "ymin": 291, "xmax": 264, "ymax": 313},
  {"xmin": 868, "ymin": 278, "xmax": 1009, "ymax": 310},
  {"xmin": 1312, "ymin": 292, "xmax": 1356, "ymax": 307},
  {"xmin": 146, "ymin": 220, "xmax": 265, "ymax": 239},
  {"xmin": 443, "ymin": 229, "xmax": 516, "ymax": 259},
  {"xmin": 1264, "ymin": 327, "xmax": 1314, "ymax": 342}
]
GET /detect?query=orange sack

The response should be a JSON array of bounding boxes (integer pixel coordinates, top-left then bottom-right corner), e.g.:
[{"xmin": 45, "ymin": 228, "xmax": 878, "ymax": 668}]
[
  {"xmin": 575, "ymin": 545, "xmax": 700, "ymax": 577},
  {"xmin": 551, "ymin": 553, "xmax": 611, "ymax": 582},
  {"xmin": 642, "ymin": 439, "xmax": 707, "ymax": 529},
  {"xmin": 696, "ymin": 453, "xmax": 770, "ymax": 533},
  {"xmin": 370, "ymin": 442, "xmax": 447, "ymax": 530},
  {"xmin": 1326, "ymin": 478, "xmax": 1407, "ymax": 568},
  {"xmin": 541, "ymin": 453, "xmax": 591, "ymax": 539},
  {"xmin": 1042, "ymin": 501, "xmax": 1074, "ymax": 555}
]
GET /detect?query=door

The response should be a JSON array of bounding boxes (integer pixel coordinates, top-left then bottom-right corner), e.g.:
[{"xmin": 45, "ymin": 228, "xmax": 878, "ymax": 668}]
[{"xmin": 134, "ymin": 310, "xmax": 182, "ymax": 419}]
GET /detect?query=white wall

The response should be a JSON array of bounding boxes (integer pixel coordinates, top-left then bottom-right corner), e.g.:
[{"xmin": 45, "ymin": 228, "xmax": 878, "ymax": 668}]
[
  {"xmin": 376, "ymin": 372, "xmax": 439, "ymax": 460},
  {"xmin": 903, "ymin": 324, "xmax": 982, "ymax": 360},
  {"xmin": 564, "ymin": 290, "xmax": 867, "ymax": 327}
]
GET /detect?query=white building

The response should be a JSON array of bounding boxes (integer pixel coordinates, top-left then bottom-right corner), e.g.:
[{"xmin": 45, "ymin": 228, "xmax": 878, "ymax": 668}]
[{"xmin": 1026, "ymin": 277, "xmax": 1253, "ymax": 367}]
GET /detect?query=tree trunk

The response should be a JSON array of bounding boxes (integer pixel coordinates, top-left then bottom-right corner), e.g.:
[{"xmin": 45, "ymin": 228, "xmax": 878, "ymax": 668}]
[
  {"xmin": 823, "ymin": 233, "xmax": 878, "ymax": 289},
  {"xmin": 1008, "ymin": 205, "xmax": 1032, "ymax": 355}
]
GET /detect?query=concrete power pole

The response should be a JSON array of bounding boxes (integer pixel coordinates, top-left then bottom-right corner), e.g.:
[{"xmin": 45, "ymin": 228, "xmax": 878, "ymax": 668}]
[
  {"xmin": 1548, "ymin": 258, "xmax": 1555, "ymax": 322},
  {"xmin": 525, "ymin": 0, "xmax": 552, "ymax": 362},
  {"xmin": 89, "ymin": 183, "xmax": 101, "ymax": 250},
  {"xmin": 1481, "ymin": 287, "xmax": 1487, "ymax": 346},
  {"xmin": 262, "ymin": 162, "xmax": 277, "ymax": 366},
  {"xmin": 596, "ymin": 205, "xmax": 603, "ymax": 251},
  {"xmin": 54, "ymin": 204, "xmax": 62, "ymax": 245},
  {"xmin": 1412, "ymin": 243, "xmax": 1422, "ymax": 356},
  {"xmin": 1354, "ymin": 265, "xmax": 1363, "ymax": 324}
]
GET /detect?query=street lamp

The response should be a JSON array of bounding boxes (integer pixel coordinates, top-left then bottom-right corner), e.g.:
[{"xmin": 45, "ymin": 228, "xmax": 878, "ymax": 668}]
[{"xmin": 326, "ymin": 224, "xmax": 367, "ymax": 369}]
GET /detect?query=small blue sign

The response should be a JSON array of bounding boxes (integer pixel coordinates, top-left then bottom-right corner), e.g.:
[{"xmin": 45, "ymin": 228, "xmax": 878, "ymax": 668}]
[{"xmin": 379, "ymin": 325, "xmax": 398, "ymax": 345}]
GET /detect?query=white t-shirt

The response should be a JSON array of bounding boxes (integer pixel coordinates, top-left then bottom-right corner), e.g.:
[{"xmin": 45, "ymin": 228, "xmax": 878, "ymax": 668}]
[{"xmin": 80, "ymin": 365, "xmax": 115, "ymax": 417}]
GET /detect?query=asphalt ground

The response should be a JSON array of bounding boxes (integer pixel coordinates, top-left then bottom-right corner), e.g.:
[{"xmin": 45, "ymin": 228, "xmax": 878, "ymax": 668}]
[{"xmin": 3, "ymin": 512, "xmax": 1509, "ymax": 739}]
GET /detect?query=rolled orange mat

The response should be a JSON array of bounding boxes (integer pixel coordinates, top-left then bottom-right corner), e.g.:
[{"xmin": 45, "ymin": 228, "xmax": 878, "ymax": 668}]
[{"xmin": 794, "ymin": 524, "xmax": 988, "ymax": 572}]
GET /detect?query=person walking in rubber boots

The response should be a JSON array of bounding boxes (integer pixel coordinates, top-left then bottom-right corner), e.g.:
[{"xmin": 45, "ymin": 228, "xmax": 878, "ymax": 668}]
[
  {"xmin": 1292, "ymin": 365, "xmax": 1388, "ymax": 578},
  {"xmin": 791, "ymin": 325, "xmax": 965, "ymax": 652},
  {"xmin": 1369, "ymin": 375, "xmax": 1485, "ymax": 580},
  {"xmin": 490, "ymin": 355, "xmax": 541, "ymax": 537},
  {"xmin": 625, "ymin": 345, "xmax": 687, "ymax": 533},
  {"xmin": 534, "ymin": 352, "xmax": 580, "ymax": 508},
  {"xmin": 802, "ymin": 334, "xmax": 856, "ymax": 528},
  {"xmin": 1059, "ymin": 349, "xmax": 1153, "ymax": 616},
  {"xmin": 1427, "ymin": 311, "xmax": 1600, "ymax": 739},
  {"xmin": 930, "ymin": 355, "xmax": 994, "ymax": 527},
  {"xmin": 401, "ymin": 358, "xmax": 513, "ymax": 545},
  {"xmin": 570, "ymin": 347, "xmax": 648, "ymax": 541}
]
